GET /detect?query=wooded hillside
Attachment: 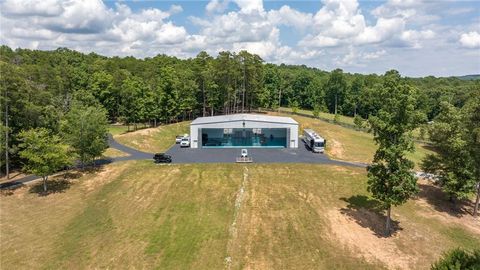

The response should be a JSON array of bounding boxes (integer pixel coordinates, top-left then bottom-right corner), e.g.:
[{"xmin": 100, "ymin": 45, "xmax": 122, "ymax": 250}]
[{"xmin": 1, "ymin": 45, "xmax": 479, "ymax": 171}]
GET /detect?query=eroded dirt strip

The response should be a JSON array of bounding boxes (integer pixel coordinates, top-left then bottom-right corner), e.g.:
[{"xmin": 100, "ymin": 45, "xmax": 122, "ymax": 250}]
[{"xmin": 225, "ymin": 166, "xmax": 249, "ymax": 270}]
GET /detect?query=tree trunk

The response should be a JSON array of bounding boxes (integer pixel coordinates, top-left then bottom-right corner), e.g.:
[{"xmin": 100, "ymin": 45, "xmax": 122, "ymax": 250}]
[
  {"xmin": 334, "ymin": 93, "xmax": 338, "ymax": 115},
  {"xmin": 385, "ymin": 206, "xmax": 391, "ymax": 236},
  {"xmin": 202, "ymin": 80, "xmax": 206, "ymax": 117},
  {"xmin": 43, "ymin": 176, "xmax": 48, "ymax": 193},
  {"xmin": 474, "ymin": 181, "xmax": 480, "ymax": 217},
  {"xmin": 4, "ymin": 89, "xmax": 9, "ymax": 180},
  {"xmin": 278, "ymin": 88, "xmax": 282, "ymax": 113}
]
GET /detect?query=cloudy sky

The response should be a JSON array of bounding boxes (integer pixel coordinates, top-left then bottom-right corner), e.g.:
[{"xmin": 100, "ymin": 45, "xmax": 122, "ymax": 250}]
[{"xmin": 1, "ymin": 0, "xmax": 479, "ymax": 77}]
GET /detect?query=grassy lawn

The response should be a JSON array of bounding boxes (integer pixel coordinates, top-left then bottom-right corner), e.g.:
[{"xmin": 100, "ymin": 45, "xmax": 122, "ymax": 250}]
[
  {"xmin": 276, "ymin": 107, "xmax": 355, "ymax": 125},
  {"xmin": 1, "ymin": 162, "xmax": 478, "ymax": 269},
  {"xmin": 108, "ymin": 125, "xmax": 130, "ymax": 136},
  {"xmin": 102, "ymin": 147, "xmax": 129, "ymax": 158},
  {"xmin": 268, "ymin": 112, "xmax": 434, "ymax": 169},
  {"xmin": 111, "ymin": 114, "xmax": 433, "ymax": 169},
  {"xmin": 114, "ymin": 122, "xmax": 190, "ymax": 153}
]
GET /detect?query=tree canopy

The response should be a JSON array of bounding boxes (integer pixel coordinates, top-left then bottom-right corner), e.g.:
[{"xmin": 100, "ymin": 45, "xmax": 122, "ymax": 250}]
[{"xmin": 0, "ymin": 45, "xmax": 479, "ymax": 175}]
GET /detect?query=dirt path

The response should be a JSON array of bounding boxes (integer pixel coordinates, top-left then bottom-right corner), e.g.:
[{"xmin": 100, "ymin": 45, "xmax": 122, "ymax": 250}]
[
  {"xmin": 327, "ymin": 209, "xmax": 416, "ymax": 270},
  {"xmin": 225, "ymin": 166, "xmax": 249, "ymax": 270}
]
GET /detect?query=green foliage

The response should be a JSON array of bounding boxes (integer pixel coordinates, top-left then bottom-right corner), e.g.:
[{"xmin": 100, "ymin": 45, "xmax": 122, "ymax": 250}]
[
  {"xmin": 61, "ymin": 96, "xmax": 108, "ymax": 167},
  {"xmin": 354, "ymin": 115, "xmax": 366, "ymax": 129},
  {"xmin": 290, "ymin": 100, "xmax": 299, "ymax": 113},
  {"xmin": 1, "ymin": 45, "xmax": 478, "ymax": 172},
  {"xmin": 431, "ymin": 248, "xmax": 480, "ymax": 270},
  {"xmin": 18, "ymin": 128, "xmax": 74, "ymax": 191},
  {"xmin": 325, "ymin": 69, "xmax": 347, "ymax": 114},
  {"xmin": 312, "ymin": 105, "xmax": 320, "ymax": 118},
  {"xmin": 333, "ymin": 113, "xmax": 340, "ymax": 123},
  {"xmin": 367, "ymin": 70, "xmax": 424, "ymax": 233},
  {"xmin": 422, "ymin": 101, "xmax": 477, "ymax": 201}
]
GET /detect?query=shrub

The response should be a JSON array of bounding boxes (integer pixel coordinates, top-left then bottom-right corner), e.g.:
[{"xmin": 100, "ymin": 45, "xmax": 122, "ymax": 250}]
[
  {"xmin": 431, "ymin": 248, "xmax": 480, "ymax": 270},
  {"xmin": 312, "ymin": 105, "xmax": 320, "ymax": 118}
]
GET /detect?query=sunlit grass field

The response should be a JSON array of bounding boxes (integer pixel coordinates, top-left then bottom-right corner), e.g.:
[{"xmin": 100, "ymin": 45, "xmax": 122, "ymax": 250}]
[{"xmin": 1, "ymin": 161, "xmax": 478, "ymax": 269}]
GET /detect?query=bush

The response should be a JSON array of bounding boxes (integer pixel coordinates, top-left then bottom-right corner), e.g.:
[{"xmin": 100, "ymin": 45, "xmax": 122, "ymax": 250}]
[
  {"xmin": 312, "ymin": 106, "xmax": 320, "ymax": 118},
  {"xmin": 354, "ymin": 115, "xmax": 366, "ymax": 129},
  {"xmin": 290, "ymin": 100, "xmax": 299, "ymax": 114},
  {"xmin": 333, "ymin": 113, "xmax": 340, "ymax": 123},
  {"xmin": 431, "ymin": 248, "xmax": 480, "ymax": 270}
]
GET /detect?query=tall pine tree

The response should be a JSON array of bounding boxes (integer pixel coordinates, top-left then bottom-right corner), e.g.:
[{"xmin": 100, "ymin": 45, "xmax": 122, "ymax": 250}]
[{"xmin": 367, "ymin": 70, "xmax": 424, "ymax": 235}]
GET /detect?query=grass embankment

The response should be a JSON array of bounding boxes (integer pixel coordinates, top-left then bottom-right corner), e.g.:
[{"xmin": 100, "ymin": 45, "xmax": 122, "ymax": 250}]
[
  {"xmin": 113, "ymin": 122, "xmax": 190, "ymax": 153},
  {"xmin": 269, "ymin": 112, "xmax": 434, "ymax": 169},
  {"xmin": 108, "ymin": 125, "xmax": 130, "ymax": 136},
  {"xmin": 111, "ymin": 113, "xmax": 432, "ymax": 168},
  {"xmin": 1, "ymin": 162, "xmax": 478, "ymax": 269},
  {"xmin": 276, "ymin": 107, "xmax": 355, "ymax": 126}
]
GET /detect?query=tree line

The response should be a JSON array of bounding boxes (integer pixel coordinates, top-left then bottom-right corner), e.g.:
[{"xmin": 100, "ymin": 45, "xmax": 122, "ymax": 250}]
[{"xmin": 0, "ymin": 45, "xmax": 479, "ymax": 206}]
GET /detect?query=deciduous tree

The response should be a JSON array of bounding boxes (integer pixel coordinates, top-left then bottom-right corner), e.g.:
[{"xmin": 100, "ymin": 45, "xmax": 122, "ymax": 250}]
[
  {"xmin": 18, "ymin": 128, "xmax": 74, "ymax": 193},
  {"xmin": 367, "ymin": 70, "xmax": 424, "ymax": 235}
]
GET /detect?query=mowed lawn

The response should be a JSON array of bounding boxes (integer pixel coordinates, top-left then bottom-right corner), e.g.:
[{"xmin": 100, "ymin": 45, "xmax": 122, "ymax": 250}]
[
  {"xmin": 111, "ymin": 114, "xmax": 434, "ymax": 169},
  {"xmin": 114, "ymin": 121, "xmax": 190, "ymax": 153},
  {"xmin": 1, "ymin": 162, "xmax": 479, "ymax": 269},
  {"xmin": 268, "ymin": 112, "xmax": 434, "ymax": 168}
]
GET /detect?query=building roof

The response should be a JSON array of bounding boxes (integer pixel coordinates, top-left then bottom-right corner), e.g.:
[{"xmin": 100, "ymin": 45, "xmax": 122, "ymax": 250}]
[{"xmin": 191, "ymin": 113, "xmax": 298, "ymax": 125}]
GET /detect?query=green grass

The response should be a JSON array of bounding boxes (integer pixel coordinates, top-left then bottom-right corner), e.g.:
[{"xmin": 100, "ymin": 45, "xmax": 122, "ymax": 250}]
[
  {"xmin": 2, "ymin": 162, "xmax": 478, "ymax": 269},
  {"xmin": 276, "ymin": 107, "xmax": 355, "ymax": 125},
  {"xmin": 114, "ymin": 122, "xmax": 190, "ymax": 153},
  {"xmin": 111, "ymin": 114, "xmax": 434, "ymax": 169},
  {"xmin": 108, "ymin": 125, "xmax": 130, "ymax": 135},
  {"xmin": 269, "ymin": 112, "xmax": 434, "ymax": 169}
]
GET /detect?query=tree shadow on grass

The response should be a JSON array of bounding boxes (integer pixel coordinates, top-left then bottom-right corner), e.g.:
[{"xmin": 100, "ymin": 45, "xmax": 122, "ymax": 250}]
[
  {"xmin": 340, "ymin": 195, "xmax": 402, "ymax": 238},
  {"xmin": 29, "ymin": 179, "xmax": 72, "ymax": 196},
  {"xmin": 416, "ymin": 182, "xmax": 473, "ymax": 217},
  {"xmin": 0, "ymin": 183, "xmax": 24, "ymax": 196}
]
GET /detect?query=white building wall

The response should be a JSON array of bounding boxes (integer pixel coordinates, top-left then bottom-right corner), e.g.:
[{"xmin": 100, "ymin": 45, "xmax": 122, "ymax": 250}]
[{"xmin": 190, "ymin": 120, "xmax": 298, "ymax": 148}]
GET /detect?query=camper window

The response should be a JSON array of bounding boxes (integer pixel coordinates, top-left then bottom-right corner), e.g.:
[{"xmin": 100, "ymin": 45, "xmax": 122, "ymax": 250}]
[{"xmin": 314, "ymin": 142, "xmax": 324, "ymax": 147}]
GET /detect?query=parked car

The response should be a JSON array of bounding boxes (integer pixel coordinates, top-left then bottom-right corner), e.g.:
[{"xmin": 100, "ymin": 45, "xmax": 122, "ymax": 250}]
[
  {"xmin": 241, "ymin": 148, "xmax": 248, "ymax": 157},
  {"xmin": 175, "ymin": 134, "xmax": 190, "ymax": 144},
  {"xmin": 180, "ymin": 137, "xmax": 190, "ymax": 148},
  {"xmin": 153, "ymin": 153, "xmax": 172, "ymax": 163},
  {"xmin": 175, "ymin": 135, "xmax": 184, "ymax": 144}
]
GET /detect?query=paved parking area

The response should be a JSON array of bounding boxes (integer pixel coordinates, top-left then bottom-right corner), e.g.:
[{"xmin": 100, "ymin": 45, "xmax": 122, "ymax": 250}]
[{"xmin": 166, "ymin": 144, "xmax": 366, "ymax": 167}]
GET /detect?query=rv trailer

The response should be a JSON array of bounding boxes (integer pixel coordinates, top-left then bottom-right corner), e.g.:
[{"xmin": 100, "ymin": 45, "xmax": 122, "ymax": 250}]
[{"xmin": 303, "ymin": 129, "xmax": 326, "ymax": 153}]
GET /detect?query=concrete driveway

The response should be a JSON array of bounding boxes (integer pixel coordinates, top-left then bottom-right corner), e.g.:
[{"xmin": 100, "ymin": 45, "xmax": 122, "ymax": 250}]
[
  {"xmin": 1, "ymin": 135, "xmax": 366, "ymax": 189},
  {"xmin": 166, "ymin": 143, "xmax": 365, "ymax": 167}
]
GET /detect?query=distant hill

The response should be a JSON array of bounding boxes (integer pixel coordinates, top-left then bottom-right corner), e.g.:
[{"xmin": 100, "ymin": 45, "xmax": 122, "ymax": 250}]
[{"xmin": 456, "ymin": 74, "xmax": 480, "ymax": 80}]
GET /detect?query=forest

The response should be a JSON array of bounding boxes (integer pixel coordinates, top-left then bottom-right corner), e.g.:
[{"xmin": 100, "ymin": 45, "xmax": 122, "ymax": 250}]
[{"xmin": 0, "ymin": 45, "xmax": 479, "ymax": 173}]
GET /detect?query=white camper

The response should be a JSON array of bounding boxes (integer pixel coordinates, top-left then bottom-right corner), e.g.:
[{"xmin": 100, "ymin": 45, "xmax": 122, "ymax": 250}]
[{"xmin": 303, "ymin": 129, "xmax": 326, "ymax": 153}]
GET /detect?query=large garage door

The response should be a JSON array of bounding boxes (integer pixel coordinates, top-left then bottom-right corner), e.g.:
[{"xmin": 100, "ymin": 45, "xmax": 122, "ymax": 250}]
[{"xmin": 201, "ymin": 128, "xmax": 287, "ymax": 148}]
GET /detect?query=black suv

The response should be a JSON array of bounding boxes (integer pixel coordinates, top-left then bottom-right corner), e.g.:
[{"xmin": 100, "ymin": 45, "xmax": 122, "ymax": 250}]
[{"xmin": 153, "ymin": 153, "xmax": 172, "ymax": 163}]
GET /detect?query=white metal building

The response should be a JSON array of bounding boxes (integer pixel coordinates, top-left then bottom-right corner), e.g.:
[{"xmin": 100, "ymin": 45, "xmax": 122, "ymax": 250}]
[{"xmin": 190, "ymin": 114, "xmax": 299, "ymax": 149}]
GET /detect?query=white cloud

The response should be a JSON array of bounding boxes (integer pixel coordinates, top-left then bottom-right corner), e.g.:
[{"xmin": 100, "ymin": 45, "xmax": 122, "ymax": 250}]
[
  {"xmin": 1, "ymin": 0, "xmax": 64, "ymax": 17},
  {"xmin": 233, "ymin": 0, "xmax": 263, "ymax": 13},
  {"xmin": 206, "ymin": 0, "xmax": 229, "ymax": 13},
  {"xmin": 362, "ymin": 49, "xmax": 386, "ymax": 60},
  {"xmin": 169, "ymin": 5, "xmax": 183, "ymax": 15},
  {"xmin": 0, "ymin": 0, "xmax": 477, "ymax": 76},
  {"xmin": 460, "ymin": 31, "xmax": 480, "ymax": 49},
  {"xmin": 267, "ymin": 5, "xmax": 313, "ymax": 29},
  {"xmin": 299, "ymin": 35, "xmax": 340, "ymax": 48},
  {"xmin": 355, "ymin": 17, "xmax": 404, "ymax": 44},
  {"xmin": 399, "ymin": 29, "xmax": 435, "ymax": 48},
  {"xmin": 43, "ymin": 0, "xmax": 113, "ymax": 34}
]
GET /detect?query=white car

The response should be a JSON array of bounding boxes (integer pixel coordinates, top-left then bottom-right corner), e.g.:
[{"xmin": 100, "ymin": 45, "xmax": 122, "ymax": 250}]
[
  {"xmin": 180, "ymin": 137, "xmax": 190, "ymax": 148},
  {"xmin": 176, "ymin": 134, "xmax": 190, "ymax": 144}
]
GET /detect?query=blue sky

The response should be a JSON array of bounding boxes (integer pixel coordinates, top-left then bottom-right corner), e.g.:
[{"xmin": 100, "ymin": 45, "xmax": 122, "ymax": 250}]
[{"xmin": 1, "ymin": 0, "xmax": 479, "ymax": 77}]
